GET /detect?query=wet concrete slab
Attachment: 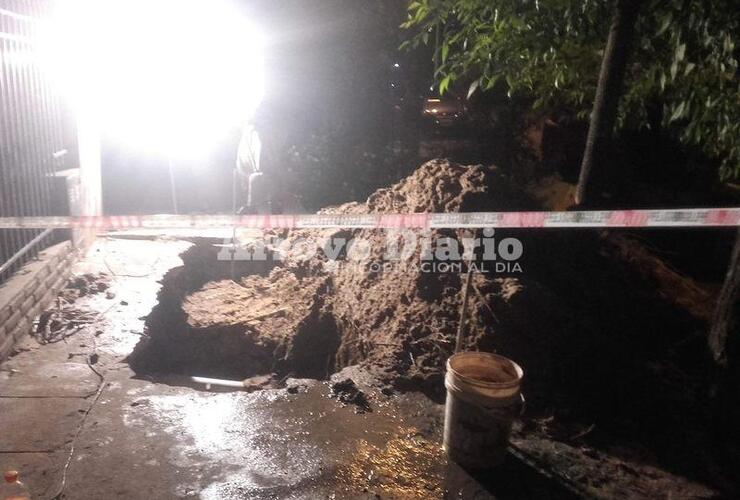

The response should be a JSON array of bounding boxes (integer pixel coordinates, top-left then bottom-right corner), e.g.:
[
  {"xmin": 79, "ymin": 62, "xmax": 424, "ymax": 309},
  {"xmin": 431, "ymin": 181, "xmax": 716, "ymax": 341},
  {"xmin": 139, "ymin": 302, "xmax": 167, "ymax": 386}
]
[
  {"xmin": 0, "ymin": 362, "xmax": 99, "ymax": 398},
  {"xmin": 0, "ymin": 397, "xmax": 87, "ymax": 452},
  {"xmin": 63, "ymin": 364, "xmax": 454, "ymax": 499},
  {"xmin": 0, "ymin": 451, "xmax": 64, "ymax": 498}
]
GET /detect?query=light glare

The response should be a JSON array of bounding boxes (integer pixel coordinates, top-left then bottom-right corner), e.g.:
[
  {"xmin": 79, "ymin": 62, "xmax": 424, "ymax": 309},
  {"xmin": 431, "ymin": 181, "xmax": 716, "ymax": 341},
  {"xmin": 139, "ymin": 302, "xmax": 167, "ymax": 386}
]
[{"xmin": 42, "ymin": 0, "xmax": 265, "ymax": 157}]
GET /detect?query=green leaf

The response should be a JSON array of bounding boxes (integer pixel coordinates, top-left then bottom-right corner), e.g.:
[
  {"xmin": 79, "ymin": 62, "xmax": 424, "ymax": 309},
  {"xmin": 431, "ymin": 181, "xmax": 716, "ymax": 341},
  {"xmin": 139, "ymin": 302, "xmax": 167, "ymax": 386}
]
[
  {"xmin": 670, "ymin": 101, "xmax": 686, "ymax": 122},
  {"xmin": 467, "ymin": 79, "xmax": 480, "ymax": 99},
  {"xmin": 675, "ymin": 43, "xmax": 686, "ymax": 62},
  {"xmin": 483, "ymin": 74, "xmax": 501, "ymax": 90},
  {"xmin": 505, "ymin": 74, "xmax": 514, "ymax": 91},
  {"xmin": 439, "ymin": 75, "xmax": 452, "ymax": 95},
  {"xmin": 396, "ymin": 0, "xmax": 740, "ymax": 182},
  {"xmin": 656, "ymin": 13, "xmax": 672, "ymax": 36}
]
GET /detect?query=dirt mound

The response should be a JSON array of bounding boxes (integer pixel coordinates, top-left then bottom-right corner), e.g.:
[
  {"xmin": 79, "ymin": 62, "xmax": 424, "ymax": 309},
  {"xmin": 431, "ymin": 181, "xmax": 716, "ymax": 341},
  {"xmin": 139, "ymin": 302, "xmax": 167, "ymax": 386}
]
[
  {"xmin": 131, "ymin": 160, "xmax": 534, "ymax": 383},
  {"xmin": 270, "ymin": 160, "xmax": 535, "ymax": 393},
  {"xmin": 131, "ymin": 160, "xmax": 706, "ymax": 400},
  {"xmin": 128, "ymin": 158, "xmax": 732, "ymax": 494},
  {"xmin": 319, "ymin": 159, "xmax": 530, "ymax": 215},
  {"xmin": 134, "ymin": 163, "xmax": 706, "ymax": 422}
]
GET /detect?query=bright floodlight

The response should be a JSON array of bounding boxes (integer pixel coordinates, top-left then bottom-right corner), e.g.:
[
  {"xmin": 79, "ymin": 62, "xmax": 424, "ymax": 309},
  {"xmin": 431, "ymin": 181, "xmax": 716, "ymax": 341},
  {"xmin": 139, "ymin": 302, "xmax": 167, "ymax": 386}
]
[{"xmin": 43, "ymin": 0, "xmax": 264, "ymax": 157}]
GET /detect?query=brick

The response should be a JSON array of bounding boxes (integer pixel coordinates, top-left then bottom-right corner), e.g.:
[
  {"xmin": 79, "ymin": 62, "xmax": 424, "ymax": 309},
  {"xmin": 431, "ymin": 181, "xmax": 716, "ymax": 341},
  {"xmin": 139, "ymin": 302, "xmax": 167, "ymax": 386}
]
[
  {"xmin": 51, "ymin": 272, "xmax": 66, "ymax": 291},
  {"xmin": 20, "ymin": 294, "xmax": 36, "ymax": 316},
  {"xmin": 11, "ymin": 317, "xmax": 31, "ymax": 340},
  {"xmin": 21, "ymin": 277, "xmax": 40, "ymax": 299},
  {"xmin": 34, "ymin": 264, "xmax": 51, "ymax": 285},
  {"xmin": 46, "ymin": 278, "xmax": 65, "ymax": 303},
  {"xmin": 39, "ymin": 287, "xmax": 55, "ymax": 307},
  {"xmin": 28, "ymin": 302, "xmax": 42, "ymax": 321},
  {"xmin": 5, "ymin": 288, "xmax": 25, "ymax": 309},
  {"xmin": 62, "ymin": 256, "xmax": 75, "ymax": 269},
  {"xmin": 47, "ymin": 252, "xmax": 61, "ymax": 268},
  {"xmin": 0, "ymin": 305, "xmax": 11, "ymax": 325},
  {"xmin": 45, "ymin": 270, "xmax": 60, "ymax": 290},
  {"xmin": 0, "ymin": 240, "xmax": 81, "ymax": 362},
  {"xmin": 33, "ymin": 285, "xmax": 47, "ymax": 303},
  {"xmin": 4, "ymin": 309, "xmax": 22, "ymax": 334},
  {"xmin": 37, "ymin": 289, "xmax": 58, "ymax": 317},
  {"xmin": 0, "ymin": 335, "xmax": 15, "ymax": 360}
]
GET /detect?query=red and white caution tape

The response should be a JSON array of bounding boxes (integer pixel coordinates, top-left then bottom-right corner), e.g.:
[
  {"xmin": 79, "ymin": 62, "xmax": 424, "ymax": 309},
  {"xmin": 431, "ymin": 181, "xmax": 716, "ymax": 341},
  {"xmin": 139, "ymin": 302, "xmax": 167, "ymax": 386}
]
[{"xmin": 0, "ymin": 208, "xmax": 738, "ymax": 230}]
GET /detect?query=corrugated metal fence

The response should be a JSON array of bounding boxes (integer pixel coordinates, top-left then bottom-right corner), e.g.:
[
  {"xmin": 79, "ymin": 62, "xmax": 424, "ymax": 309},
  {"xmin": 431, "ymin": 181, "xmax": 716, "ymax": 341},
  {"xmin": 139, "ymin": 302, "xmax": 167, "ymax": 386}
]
[{"xmin": 0, "ymin": 0, "xmax": 75, "ymax": 284}]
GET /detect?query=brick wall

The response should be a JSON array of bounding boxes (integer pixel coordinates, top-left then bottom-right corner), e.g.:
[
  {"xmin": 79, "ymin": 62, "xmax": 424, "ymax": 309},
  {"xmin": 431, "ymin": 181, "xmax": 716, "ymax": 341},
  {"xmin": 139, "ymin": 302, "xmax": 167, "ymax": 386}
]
[{"xmin": 0, "ymin": 242, "xmax": 78, "ymax": 360}]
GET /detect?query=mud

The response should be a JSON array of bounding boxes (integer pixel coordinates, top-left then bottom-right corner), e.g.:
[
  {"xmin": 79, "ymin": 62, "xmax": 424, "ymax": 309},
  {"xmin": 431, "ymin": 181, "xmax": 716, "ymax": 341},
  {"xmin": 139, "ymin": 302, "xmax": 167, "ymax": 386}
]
[
  {"xmin": 129, "ymin": 160, "xmax": 533, "ymax": 389},
  {"xmin": 62, "ymin": 272, "xmax": 111, "ymax": 299},
  {"xmin": 130, "ymin": 159, "xmax": 710, "ymax": 403},
  {"xmin": 330, "ymin": 378, "xmax": 372, "ymax": 413},
  {"xmin": 128, "ymin": 159, "xmax": 736, "ymax": 494}
]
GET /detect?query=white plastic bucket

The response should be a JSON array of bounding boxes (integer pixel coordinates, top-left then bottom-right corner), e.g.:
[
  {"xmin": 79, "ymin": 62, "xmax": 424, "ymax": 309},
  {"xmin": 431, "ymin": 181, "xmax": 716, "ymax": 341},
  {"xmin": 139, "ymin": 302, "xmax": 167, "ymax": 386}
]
[{"xmin": 443, "ymin": 352, "xmax": 524, "ymax": 468}]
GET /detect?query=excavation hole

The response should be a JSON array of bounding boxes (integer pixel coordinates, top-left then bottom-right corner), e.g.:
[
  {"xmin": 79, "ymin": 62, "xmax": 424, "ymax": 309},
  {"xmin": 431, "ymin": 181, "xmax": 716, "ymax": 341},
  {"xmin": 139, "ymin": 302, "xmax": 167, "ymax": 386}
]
[{"xmin": 128, "ymin": 243, "xmax": 343, "ymax": 385}]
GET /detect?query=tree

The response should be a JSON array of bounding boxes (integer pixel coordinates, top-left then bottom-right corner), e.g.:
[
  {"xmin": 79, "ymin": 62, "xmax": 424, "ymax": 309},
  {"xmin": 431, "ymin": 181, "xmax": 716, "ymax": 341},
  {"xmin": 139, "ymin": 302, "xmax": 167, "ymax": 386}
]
[
  {"xmin": 401, "ymin": 0, "xmax": 740, "ymax": 183},
  {"xmin": 709, "ymin": 229, "xmax": 740, "ymax": 369},
  {"xmin": 708, "ymin": 229, "xmax": 740, "ymax": 446},
  {"xmin": 576, "ymin": 0, "xmax": 640, "ymax": 205}
]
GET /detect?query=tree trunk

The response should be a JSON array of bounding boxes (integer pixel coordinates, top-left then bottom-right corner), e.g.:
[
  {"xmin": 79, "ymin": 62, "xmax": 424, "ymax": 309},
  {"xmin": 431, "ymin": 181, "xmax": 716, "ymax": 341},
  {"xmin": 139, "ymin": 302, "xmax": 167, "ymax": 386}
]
[
  {"xmin": 709, "ymin": 229, "xmax": 740, "ymax": 459},
  {"xmin": 709, "ymin": 228, "xmax": 740, "ymax": 368},
  {"xmin": 575, "ymin": 0, "xmax": 641, "ymax": 206}
]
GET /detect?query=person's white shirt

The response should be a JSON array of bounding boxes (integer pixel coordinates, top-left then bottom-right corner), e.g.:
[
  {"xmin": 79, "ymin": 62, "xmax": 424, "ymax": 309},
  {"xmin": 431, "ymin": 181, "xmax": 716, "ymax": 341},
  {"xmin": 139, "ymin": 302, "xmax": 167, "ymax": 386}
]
[{"xmin": 236, "ymin": 123, "xmax": 262, "ymax": 175}]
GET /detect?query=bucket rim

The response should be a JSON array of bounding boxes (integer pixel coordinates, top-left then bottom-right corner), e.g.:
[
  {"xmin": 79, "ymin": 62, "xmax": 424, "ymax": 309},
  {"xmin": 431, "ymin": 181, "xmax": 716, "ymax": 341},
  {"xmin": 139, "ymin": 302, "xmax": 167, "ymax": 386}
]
[{"xmin": 446, "ymin": 351, "xmax": 523, "ymax": 389}]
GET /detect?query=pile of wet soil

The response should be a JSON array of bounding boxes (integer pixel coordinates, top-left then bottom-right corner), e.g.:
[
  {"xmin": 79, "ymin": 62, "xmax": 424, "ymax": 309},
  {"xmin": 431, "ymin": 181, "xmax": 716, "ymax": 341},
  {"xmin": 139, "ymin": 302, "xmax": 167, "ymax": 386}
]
[
  {"xmin": 130, "ymin": 160, "xmax": 533, "ymax": 385},
  {"xmin": 130, "ymin": 160, "xmax": 711, "ymax": 396},
  {"xmin": 129, "ymin": 159, "xmax": 733, "ymax": 493}
]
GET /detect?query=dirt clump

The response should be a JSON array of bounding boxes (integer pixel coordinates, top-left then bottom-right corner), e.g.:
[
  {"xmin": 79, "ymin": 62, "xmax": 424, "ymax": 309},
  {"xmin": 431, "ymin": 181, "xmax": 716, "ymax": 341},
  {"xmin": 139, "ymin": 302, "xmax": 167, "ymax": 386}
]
[
  {"xmin": 330, "ymin": 378, "xmax": 372, "ymax": 413},
  {"xmin": 62, "ymin": 272, "xmax": 110, "ymax": 300}
]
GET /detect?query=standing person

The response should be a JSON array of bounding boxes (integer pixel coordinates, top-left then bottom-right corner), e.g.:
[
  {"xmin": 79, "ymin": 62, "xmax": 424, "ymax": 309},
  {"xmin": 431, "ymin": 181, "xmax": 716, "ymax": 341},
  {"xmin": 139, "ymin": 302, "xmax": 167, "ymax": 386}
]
[
  {"xmin": 235, "ymin": 118, "xmax": 264, "ymax": 213},
  {"xmin": 235, "ymin": 98, "xmax": 292, "ymax": 214}
]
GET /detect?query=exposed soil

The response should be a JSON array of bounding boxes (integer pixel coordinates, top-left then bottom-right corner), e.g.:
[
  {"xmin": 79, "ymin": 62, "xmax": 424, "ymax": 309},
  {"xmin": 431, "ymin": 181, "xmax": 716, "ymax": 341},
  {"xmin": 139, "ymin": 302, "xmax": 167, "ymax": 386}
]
[
  {"xmin": 129, "ymin": 159, "xmax": 736, "ymax": 497},
  {"xmin": 62, "ymin": 272, "xmax": 111, "ymax": 300},
  {"xmin": 330, "ymin": 378, "xmax": 373, "ymax": 413}
]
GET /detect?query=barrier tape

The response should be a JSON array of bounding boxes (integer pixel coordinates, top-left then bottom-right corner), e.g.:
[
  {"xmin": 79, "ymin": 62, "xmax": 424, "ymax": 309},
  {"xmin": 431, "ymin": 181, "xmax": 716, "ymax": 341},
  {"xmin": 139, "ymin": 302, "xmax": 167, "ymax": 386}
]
[{"xmin": 0, "ymin": 208, "xmax": 738, "ymax": 230}]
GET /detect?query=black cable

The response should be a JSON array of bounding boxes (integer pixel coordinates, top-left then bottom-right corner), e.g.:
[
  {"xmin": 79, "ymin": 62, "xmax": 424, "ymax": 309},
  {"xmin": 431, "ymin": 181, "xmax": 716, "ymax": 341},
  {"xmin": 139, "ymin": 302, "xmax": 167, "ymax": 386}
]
[{"xmin": 49, "ymin": 340, "xmax": 106, "ymax": 500}]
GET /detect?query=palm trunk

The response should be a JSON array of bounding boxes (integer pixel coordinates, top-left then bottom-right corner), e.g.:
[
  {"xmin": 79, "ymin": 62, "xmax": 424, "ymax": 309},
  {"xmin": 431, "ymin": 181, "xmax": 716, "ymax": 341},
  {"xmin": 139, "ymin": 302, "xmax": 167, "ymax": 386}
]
[{"xmin": 575, "ymin": 0, "xmax": 641, "ymax": 206}]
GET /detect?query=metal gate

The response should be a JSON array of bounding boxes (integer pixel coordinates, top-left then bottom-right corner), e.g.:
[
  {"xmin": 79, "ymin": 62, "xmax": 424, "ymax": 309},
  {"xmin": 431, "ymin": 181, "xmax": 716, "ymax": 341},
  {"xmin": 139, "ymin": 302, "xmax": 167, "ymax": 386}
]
[{"xmin": 0, "ymin": 0, "xmax": 75, "ymax": 284}]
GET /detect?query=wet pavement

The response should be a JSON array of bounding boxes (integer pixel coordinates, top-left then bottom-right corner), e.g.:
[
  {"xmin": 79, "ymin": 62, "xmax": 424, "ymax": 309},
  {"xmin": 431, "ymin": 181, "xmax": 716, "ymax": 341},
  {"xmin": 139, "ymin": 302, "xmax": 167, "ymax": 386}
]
[
  {"xmin": 0, "ymin": 236, "xmax": 579, "ymax": 499},
  {"xmin": 2, "ymin": 235, "xmax": 723, "ymax": 499}
]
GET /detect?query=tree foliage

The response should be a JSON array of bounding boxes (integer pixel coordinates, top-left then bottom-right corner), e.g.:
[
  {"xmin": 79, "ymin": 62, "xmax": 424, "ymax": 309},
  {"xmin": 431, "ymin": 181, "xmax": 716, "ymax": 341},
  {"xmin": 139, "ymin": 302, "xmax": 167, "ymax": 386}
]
[{"xmin": 401, "ymin": 0, "xmax": 740, "ymax": 180}]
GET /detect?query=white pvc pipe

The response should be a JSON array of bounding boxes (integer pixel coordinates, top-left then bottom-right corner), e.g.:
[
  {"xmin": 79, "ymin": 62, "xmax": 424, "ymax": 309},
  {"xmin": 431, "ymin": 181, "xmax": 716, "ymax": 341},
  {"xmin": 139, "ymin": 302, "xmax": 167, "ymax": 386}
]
[{"xmin": 191, "ymin": 376, "xmax": 245, "ymax": 389}]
